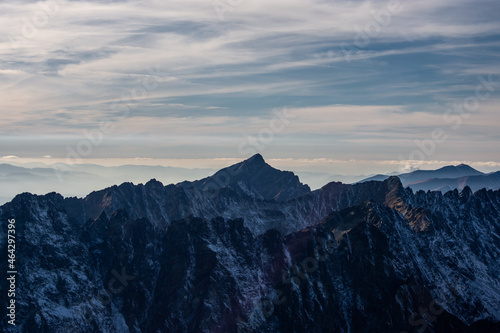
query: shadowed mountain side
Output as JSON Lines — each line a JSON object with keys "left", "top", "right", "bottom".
{"left": 178, "top": 154, "right": 311, "bottom": 202}
{"left": 61, "top": 162, "right": 498, "bottom": 238}
{"left": 1, "top": 176, "right": 500, "bottom": 332}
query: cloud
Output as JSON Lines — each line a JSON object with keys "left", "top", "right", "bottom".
{"left": 0, "top": 0, "right": 499, "bottom": 171}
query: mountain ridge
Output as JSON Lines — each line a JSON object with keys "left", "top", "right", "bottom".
{"left": 1, "top": 156, "right": 500, "bottom": 332}
{"left": 358, "top": 163, "right": 500, "bottom": 193}
{"left": 178, "top": 153, "right": 311, "bottom": 202}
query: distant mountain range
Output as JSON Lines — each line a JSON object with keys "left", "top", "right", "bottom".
{"left": 0, "top": 163, "right": 215, "bottom": 205}
{"left": 2, "top": 160, "right": 499, "bottom": 206}
{"left": 359, "top": 164, "right": 500, "bottom": 192}
{"left": 1, "top": 154, "right": 500, "bottom": 332}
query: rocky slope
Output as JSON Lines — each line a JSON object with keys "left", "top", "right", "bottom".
{"left": 178, "top": 153, "right": 311, "bottom": 202}
{"left": 1, "top": 155, "right": 500, "bottom": 332}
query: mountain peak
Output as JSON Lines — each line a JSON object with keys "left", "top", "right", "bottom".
{"left": 232, "top": 153, "right": 268, "bottom": 174}
{"left": 455, "top": 163, "right": 479, "bottom": 172}
{"left": 246, "top": 153, "right": 265, "bottom": 164}
{"left": 385, "top": 175, "right": 404, "bottom": 190}
{"left": 437, "top": 164, "right": 482, "bottom": 175}
{"left": 181, "top": 155, "right": 310, "bottom": 202}
{"left": 382, "top": 176, "right": 430, "bottom": 232}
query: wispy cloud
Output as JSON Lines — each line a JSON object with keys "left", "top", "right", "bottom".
{"left": 0, "top": 0, "right": 499, "bottom": 171}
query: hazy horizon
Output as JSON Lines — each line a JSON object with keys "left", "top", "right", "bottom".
{"left": 2, "top": 1, "right": 500, "bottom": 332}
{"left": 1, "top": 0, "right": 499, "bottom": 176}
{"left": 2, "top": 155, "right": 499, "bottom": 205}
{"left": 2, "top": 155, "right": 500, "bottom": 175}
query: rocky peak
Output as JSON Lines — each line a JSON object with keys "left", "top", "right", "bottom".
{"left": 242, "top": 152, "right": 265, "bottom": 165}
{"left": 379, "top": 177, "right": 430, "bottom": 232}
{"left": 460, "top": 185, "right": 473, "bottom": 201}
{"left": 180, "top": 154, "right": 311, "bottom": 202}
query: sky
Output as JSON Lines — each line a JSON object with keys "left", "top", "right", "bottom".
{"left": 1, "top": 0, "right": 500, "bottom": 175}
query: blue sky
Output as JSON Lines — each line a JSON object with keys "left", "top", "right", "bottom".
{"left": 1, "top": 0, "right": 499, "bottom": 175}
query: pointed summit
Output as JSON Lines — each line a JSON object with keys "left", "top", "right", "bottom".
{"left": 230, "top": 153, "right": 270, "bottom": 178}
{"left": 246, "top": 153, "right": 265, "bottom": 164}
{"left": 180, "top": 154, "right": 310, "bottom": 202}
{"left": 381, "top": 176, "right": 430, "bottom": 232}
{"left": 385, "top": 176, "right": 404, "bottom": 191}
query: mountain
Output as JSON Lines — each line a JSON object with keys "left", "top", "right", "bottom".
{"left": 178, "top": 154, "right": 311, "bottom": 202}
{"left": 404, "top": 164, "right": 484, "bottom": 181}
{"left": 405, "top": 171, "right": 500, "bottom": 193}
{"left": 360, "top": 164, "right": 484, "bottom": 183}
{"left": 358, "top": 164, "right": 499, "bottom": 192}
{"left": 0, "top": 163, "right": 214, "bottom": 205}
{"left": 1, "top": 156, "right": 500, "bottom": 332}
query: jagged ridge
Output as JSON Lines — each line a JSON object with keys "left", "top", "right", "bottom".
{"left": 1, "top": 156, "right": 500, "bottom": 332}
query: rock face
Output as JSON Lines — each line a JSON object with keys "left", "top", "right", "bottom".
{"left": 1, "top": 156, "right": 500, "bottom": 332}
{"left": 178, "top": 153, "right": 311, "bottom": 202}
